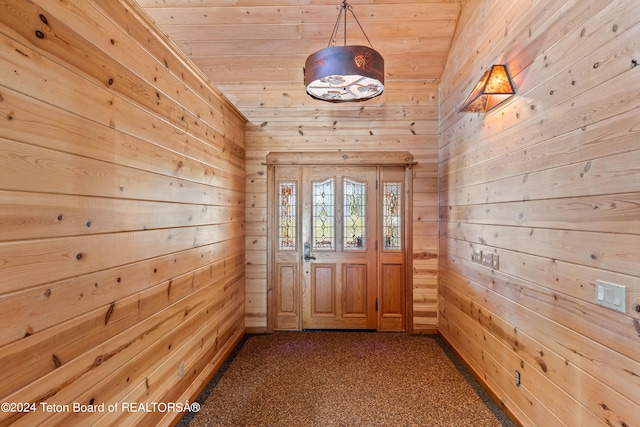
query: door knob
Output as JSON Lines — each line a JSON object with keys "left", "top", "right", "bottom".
{"left": 304, "top": 242, "right": 316, "bottom": 262}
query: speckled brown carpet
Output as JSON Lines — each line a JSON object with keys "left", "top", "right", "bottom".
{"left": 178, "top": 332, "right": 514, "bottom": 427}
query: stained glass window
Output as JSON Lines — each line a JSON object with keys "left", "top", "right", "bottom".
{"left": 383, "top": 182, "right": 401, "bottom": 250}
{"left": 344, "top": 178, "right": 366, "bottom": 250}
{"left": 312, "top": 178, "right": 335, "bottom": 249}
{"left": 278, "top": 182, "right": 296, "bottom": 250}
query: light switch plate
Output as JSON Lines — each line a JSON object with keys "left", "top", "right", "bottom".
{"left": 481, "top": 252, "right": 493, "bottom": 267}
{"left": 595, "top": 280, "right": 626, "bottom": 313}
{"left": 492, "top": 254, "right": 499, "bottom": 270}
{"left": 472, "top": 250, "right": 482, "bottom": 263}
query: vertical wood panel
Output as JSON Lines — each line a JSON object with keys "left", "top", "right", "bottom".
{"left": 378, "top": 262, "right": 405, "bottom": 331}
{"left": 380, "top": 264, "right": 403, "bottom": 316}
{"left": 343, "top": 264, "right": 368, "bottom": 317}
{"left": 274, "top": 263, "right": 300, "bottom": 330}
{"left": 277, "top": 264, "right": 297, "bottom": 314}
{"left": 311, "top": 264, "right": 336, "bottom": 316}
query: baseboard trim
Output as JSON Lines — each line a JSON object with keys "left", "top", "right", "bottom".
{"left": 410, "top": 325, "right": 438, "bottom": 334}
{"left": 169, "top": 327, "right": 246, "bottom": 426}
{"left": 245, "top": 326, "right": 268, "bottom": 334}
{"left": 437, "top": 331, "right": 523, "bottom": 427}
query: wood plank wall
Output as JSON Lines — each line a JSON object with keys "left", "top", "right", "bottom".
{"left": 439, "top": 0, "right": 640, "bottom": 425}
{"left": 0, "top": 1, "right": 246, "bottom": 425}
{"left": 233, "top": 80, "right": 441, "bottom": 333}
{"left": 135, "top": 0, "right": 461, "bottom": 333}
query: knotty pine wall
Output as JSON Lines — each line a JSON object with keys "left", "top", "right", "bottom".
{"left": 0, "top": 1, "right": 246, "bottom": 425}
{"left": 439, "top": 0, "right": 640, "bottom": 425}
{"left": 235, "top": 81, "right": 441, "bottom": 333}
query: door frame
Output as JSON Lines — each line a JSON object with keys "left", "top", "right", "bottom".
{"left": 265, "top": 151, "right": 415, "bottom": 333}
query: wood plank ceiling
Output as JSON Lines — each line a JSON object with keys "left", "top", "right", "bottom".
{"left": 135, "top": 0, "right": 461, "bottom": 121}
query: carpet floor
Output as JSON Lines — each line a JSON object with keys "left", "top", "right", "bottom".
{"left": 178, "top": 331, "right": 514, "bottom": 427}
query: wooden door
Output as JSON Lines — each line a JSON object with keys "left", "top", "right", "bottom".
{"left": 301, "top": 166, "right": 378, "bottom": 329}
{"left": 270, "top": 156, "right": 409, "bottom": 332}
{"left": 377, "top": 167, "right": 406, "bottom": 331}
{"left": 272, "top": 166, "right": 302, "bottom": 330}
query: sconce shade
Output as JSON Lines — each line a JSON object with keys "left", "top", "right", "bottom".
{"left": 460, "top": 64, "right": 516, "bottom": 112}
{"left": 304, "top": 45, "right": 385, "bottom": 102}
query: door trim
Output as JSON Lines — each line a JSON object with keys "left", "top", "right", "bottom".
{"left": 265, "top": 151, "right": 414, "bottom": 167}
{"left": 266, "top": 151, "right": 414, "bottom": 333}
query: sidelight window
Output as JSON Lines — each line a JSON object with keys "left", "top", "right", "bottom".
{"left": 383, "top": 182, "right": 401, "bottom": 250}
{"left": 278, "top": 182, "right": 296, "bottom": 250}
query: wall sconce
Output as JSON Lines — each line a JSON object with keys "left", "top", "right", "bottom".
{"left": 460, "top": 64, "right": 516, "bottom": 112}
{"left": 304, "top": 1, "right": 384, "bottom": 102}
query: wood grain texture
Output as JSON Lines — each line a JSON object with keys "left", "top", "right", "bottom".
{"left": 0, "top": 0, "right": 246, "bottom": 425}
{"left": 439, "top": 0, "right": 640, "bottom": 425}
{"left": 246, "top": 97, "right": 440, "bottom": 332}
{"left": 2, "top": 0, "right": 636, "bottom": 424}
{"left": 136, "top": 0, "right": 456, "bottom": 333}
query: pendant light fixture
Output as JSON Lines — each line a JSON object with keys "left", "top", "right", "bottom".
{"left": 460, "top": 64, "right": 516, "bottom": 112}
{"left": 304, "top": 1, "right": 384, "bottom": 102}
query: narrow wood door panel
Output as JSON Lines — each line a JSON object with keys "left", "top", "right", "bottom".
{"left": 273, "top": 166, "right": 301, "bottom": 330}
{"left": 378, "top": 265, "right": 405, "bottom": 330}
{"left": 310, "top": 264, "right": 336, "bottom": 316}
{"left": 378, "top": 167, "right": 407, "bottom": 332}
{"left": 274, "top": 263, "right": 298, "bottom": 330}
{"left": 277, "top": 264, "right": 296, "bottom": 313}
{"left": 380, "top": 264, "right": 403, "bottom": 315}
{"left": 343, "top": 264, "right": 368, "bottom": 317}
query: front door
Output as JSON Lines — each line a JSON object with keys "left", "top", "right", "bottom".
{"left": 271, "top": 162, "right": 407, "bottom": 331}
{"left": 301, "top": 166, "right": 377, "bottom": 329}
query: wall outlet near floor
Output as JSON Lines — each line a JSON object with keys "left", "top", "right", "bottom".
{"left": 595, "top": 280, "right": 626, "bottom": 313}
{"left": 515, "top": 370, "right": 521, "bottom": 387}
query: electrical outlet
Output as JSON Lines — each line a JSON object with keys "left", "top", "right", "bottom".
{"left": 178, "top": 361, "right": 185, "bottom": 380}
{"left": 492, "top": 254, "right": 499, "bottom": 270}
{"left": 472, "top": 250, "right": 482, "bottom": 263}
{"left": 481, "top": 251, "right": 493, "bottom": 267}
{"left": 515, "top": 370, "right": 521, "bottom": 387}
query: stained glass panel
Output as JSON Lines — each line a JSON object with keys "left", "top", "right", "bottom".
{"left": 278, "top": 182, "right": 296, "bottom": 250}
{"left": 344, "top": 178, "right": 366, "bottom": 250}
{"left": 312, "top": 178, "right": 335, "bottom": 249}
{"left": 383, "top": 182, "right": 401, "bottom": 250}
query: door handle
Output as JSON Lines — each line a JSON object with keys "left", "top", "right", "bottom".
{"left": 304, "top": 242, "right": 316, "bottom": 262}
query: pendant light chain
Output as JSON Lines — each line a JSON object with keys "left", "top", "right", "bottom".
{"left": 347, "top": 4, "right": 375, "bottom": 48}
{"left": 343, "top": 2, "right": 347, "bottom": 46}
{"left": 327, "top": 1, "right": 375, "bottom": 49}
{"left": 327, "top": 3, "right": 345, "bottom": 47}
